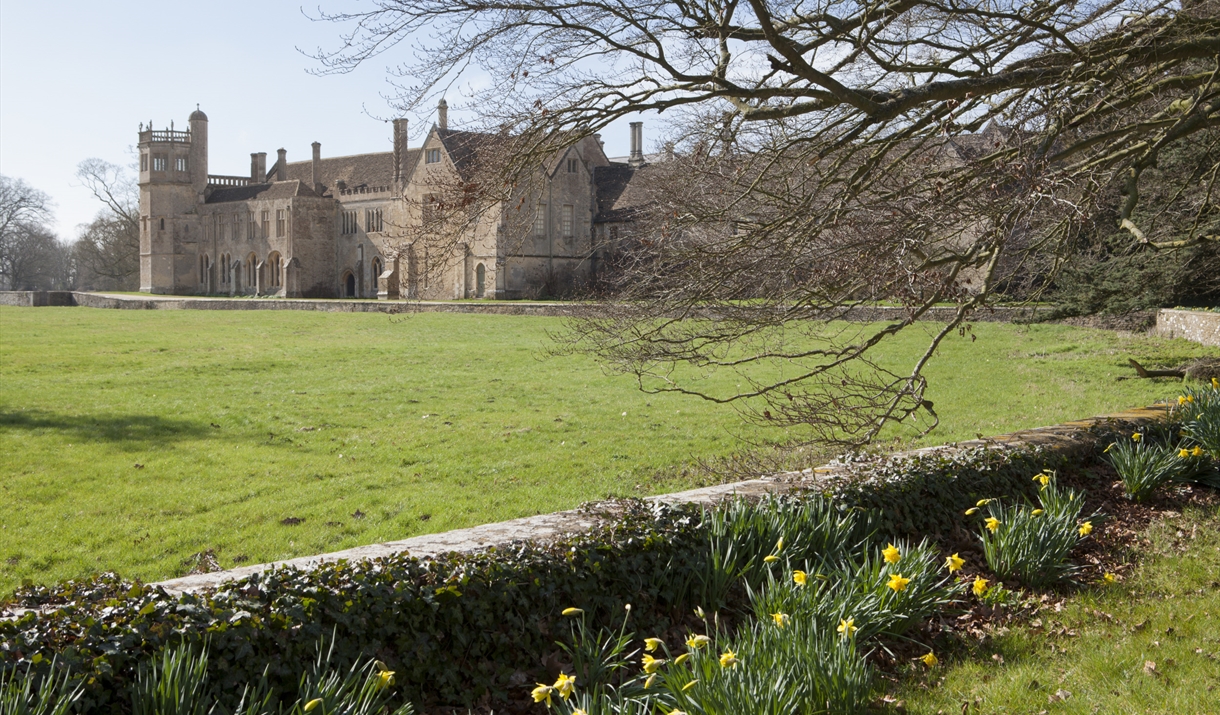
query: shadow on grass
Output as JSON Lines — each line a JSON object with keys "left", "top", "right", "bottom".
{"left": 0, "top": 409, "right": 211, "bottom": 447}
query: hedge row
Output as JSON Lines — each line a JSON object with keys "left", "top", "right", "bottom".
{"left": 0, "top": 440, "right": 1088, "bottom": 713}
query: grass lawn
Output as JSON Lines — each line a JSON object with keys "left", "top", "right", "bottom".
{"left": 0, "top": 306, "right": 1215, "bottom": 593}
{"left": 895, "top": 504, "right": 1220, "bottom": 714}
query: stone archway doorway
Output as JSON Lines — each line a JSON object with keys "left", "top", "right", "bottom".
{"left": 344, "top": 272, "right": 356, "bottom": 297}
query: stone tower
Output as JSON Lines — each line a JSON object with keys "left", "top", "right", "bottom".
{"left": 137, "top": 107, "right": 207, "bottom": 293}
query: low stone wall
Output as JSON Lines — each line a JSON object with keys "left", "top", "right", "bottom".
{"left": 0, "top": 292, "right": 1159, "bottom": 328}
{"left": 1156, "top": 308, "right": 1220, "bottom": 347}
{"left": 152, "top": 404, "right": 1165, "bottom": 595}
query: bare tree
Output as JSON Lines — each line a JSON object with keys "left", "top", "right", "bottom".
{"left": 312, "top": 0, "right": 1220, "bottom": 444}
{"left": 0, "top": 175, "right": 59, "bottom": 290}
{"left": 73, "top": 159, "right": 140, "bottom": 289}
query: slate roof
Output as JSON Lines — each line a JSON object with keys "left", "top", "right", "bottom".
{"left": 436, "top": 129, "right": 499, "bottom": 182}
{"left": 205, "top": 180, "right": 321, "bottom": 204}
{"left": 279, "top": 150, "right": 412, "bottom": 192}
{"left": 593, "top": 163, "right": 652, "bottom": 223}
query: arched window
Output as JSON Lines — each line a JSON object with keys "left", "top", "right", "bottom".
{"left": 246, "top": 253, "right": 257, "bottom": 286}
{"left": 267, "top": 252, "right": 282, "bottom": 288}
{"left": 476, "top": 263, "right": 486, "bottom": 298}
{"left": 199, "top": 254, "right": 210, "bottom": 286}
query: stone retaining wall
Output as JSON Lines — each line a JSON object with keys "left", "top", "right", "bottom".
{"left": 152, "top": 404, "right": 1166, "bottom": 595}
{"left": 0, "top": 291, "right": 1158, "bottom": 329}
{"left": 1156, "top": 308, "right": 1220, "bottom": 347}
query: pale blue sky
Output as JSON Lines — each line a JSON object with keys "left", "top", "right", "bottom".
{"left": 0, "top": 1, "right": 644, "bottom": 237}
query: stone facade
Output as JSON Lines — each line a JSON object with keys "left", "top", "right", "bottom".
{"left": 1156, "top": 308, "right": 1220, "bottom": 347}
{"left": 137, "top": 104, "right": 644, "bottom": 299}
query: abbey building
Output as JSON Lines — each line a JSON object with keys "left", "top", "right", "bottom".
{"left": 137, "top": 104, "right": 649, "bottom": 299}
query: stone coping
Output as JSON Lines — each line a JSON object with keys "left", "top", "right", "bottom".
{"left": 149, "top": 404, "right": 1167, "bottom": 596}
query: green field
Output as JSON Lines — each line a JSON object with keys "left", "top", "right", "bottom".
{"left": 0, "top": 306, "right": 1214, "bottom": 593}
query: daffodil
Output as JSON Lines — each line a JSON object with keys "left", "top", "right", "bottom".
{"left": 774, "top": 536, "right": 784, "bottom": 552}
{"left": 682, "top": 680, "right": 698, "bottom": 691}
{"left": 1132, "top": 432, "right": 1142, "bottom": 442}
{"left": 1180, "top": 448, "right": 1191, "bottom": 457}
{"left": 887, "top": 574, "right": 911, "bottom": 592}
{"left": 771, "top": 612, "right": 789, "bottom": 628}
{"left": 763, "top": 554, "right": 780, "bottom": 563}
{"left": 1035, "top": 473, "right": 1050, "bottom": 487}
{"left": 644, "top": 637, "right": 664, "bottom": 652}
{"left": 793, "top": 570, "right": 808, "bottom": 586}
{"left": 532, "top": 684, "right": 554, "bottom": 706}
{"left": 304, "top": 699, "right": 323, "bottom": 713}
{"left": 972, "top": 577, "right": 989, "bottom": 597}
{"left": 837, "top": 617, "right": 857, "bottom": 638}
{"left": 1079, "top": 521, "right": 1093, "bottom": 536}
{"left": 1031, "top": 509, "right": 1044, "bottom": 516}
{"left": 1187, "top": 395, "right": 1195, "bottom": 403}
{"left": 719, "top": 650, "right": 739, "bottom": 668}
{"left": 1213, "top": 377, "right": 1219, "bottom": 389}
{"left": 376, "top": 669, "right": 395, "bottom": 689}
{"left": 642, "top": 654, "right": 665, "bottom": 674}
{"left": 573, "top": 710, "right": 589, "bottom": 715}
{"left": 1193, "top": 446, "right": 1205, "bottom": 457}
{"left": 882, "top": 543, "right": 901, "bottom": 564}
{"left": 553, "top": 672, "right": 575, "bottom": 700}
{"left": 562, "top": 607, "right": 584, "bottom": 617}
{"left": 921, "top": 652, "right": 938, "bottom": 667}
{"left": 976, "top": 498, "right": 992, "bottom": 506}
{"left": 644, "top": 673, "right": 657, "bottom": 689}
{"left": 985, "top": 517, "right": 1001, "bottom": 532}
{"left": 686, "top": 634, "right": 711, "bottom": 650}
{"left": 674, "top": 653, "right": 690, "bottom": 665}
{"left": 964, "top": 507, "right": 979, "bottom": 516}
{"left": 1179, "top": 395, "right": 1189, "bottom": 406}
{"left": 1103, "top": 573, "right": 1117, "bottom": 584}
{"left": 694, "top": 606, "right": 705, "bottom": 618}
{"left": 945, "top": 553, "right": 965, "bottom": 573}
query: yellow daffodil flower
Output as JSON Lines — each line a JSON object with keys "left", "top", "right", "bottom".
{"left": 882, "top": 543, "right": 901, "bottom": 564}
{"left": 1079, "top": 521, "right": 1093, "bottom": 536}
{"left": 1179, "top": 395, "right": 1189, "bottom": 405}
{"left": 694, "top": 606, "right": 705, "bottom": 618}
{"left": 921, "top": 652, "right": 938, "bottom": 667}
{"left": 1036, "top": 474, "right": 1050, "bottom": 487}
{"left": 304, "top": 699, "right": 323, "bottom": 713}
{"left": 644, "top": 673, "right": 657, "bottom": 689}
{"left": 976, "top": 498, "right": 991, "bottom": 506}
{"left": 1213, "top": 377, "right": 1219, "bottom": 389}
{"left": 973, "top": 577, "right": 989, "bottom": 597}
{"left": 1187, "top": 395, "right": 1195, "bottom": 403}
{"left": 793, "top": 570, "right": 808, "bottom": 586}
{"left": 573, "top": 710, "right": 589, "bottom": 715}
{"left": 682, "top": 680, "right": 698, "bottom": 691}
{"left": 562, "top": 607, "right": 584, "bottom": 617}
{"left": 674, "top": 653, "right": 690, "bottom": 665}
{"left": 376, "top": 670, "right": 395, "bottom": 689}
{"left": 686, "top": 634, "right": 711, "bottom": 650}
{"left": 985, "top": 517, "right": 1001, "bottom": 532}
{"left": 775, "top": 536, "right": 784, "bottom": 552}
{"left": 719, "top": 650, "right": 739, "bottom": 668}
{"left": 553, "top": 672, "right": 575, "bottom": 700}
{"left": 771, "top": 612, "right": 789, "bottom": 628}
{"left": 1180, "top": 448, "right": 1191, "bottom": 457}
{"left": 945, "top": 553, "right": 965, "bottom": 573}
{"left": 1193, "top": 446, "right": 1205, "bottom": 457}
{"left": 642, "top": 654, "right": 665, "bottom": 674}
{"left": 763, "top": 554, "right": 780, "bottom": 563}
{"left": 644, "top": 638, "right": 664, "bottom": 653}
{"left": 837, "top": 617, "right": 857, "bottom": 638}
{"left": 887, "top": 574, "right": 911, "bottom": 592}
{"left": 1103, "top": 573, "right": 1117, "bottom": 584}
{"left": 964, "top": 507, "right": 979, "bottom": 516}
{"left": 1132, "top": 432, "right": 1142, "bottom": 442}
{"left": 531, "top": 684, "right": 554, "bottom": 706}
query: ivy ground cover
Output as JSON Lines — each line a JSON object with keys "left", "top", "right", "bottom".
{"left": 1, "top": 306, "right": 1214, "bottom": 592}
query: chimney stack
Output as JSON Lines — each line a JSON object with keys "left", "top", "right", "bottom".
{"left": 437, "top": 98, "right": 448, "bottom": 130}
{"left": 628, "top": 122, "right": 644, "bottom": 167}
{"left": 276, "top": 148, "right": 287, "bottom": 181}
{"left": 250, "top": 152, "right": 267, "bottom": 183}
{"left": 393, "top": 119, "right": 409, "bottom": 182}
{"left": 311, "top": 142, "right": 322, "bottom": 192}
